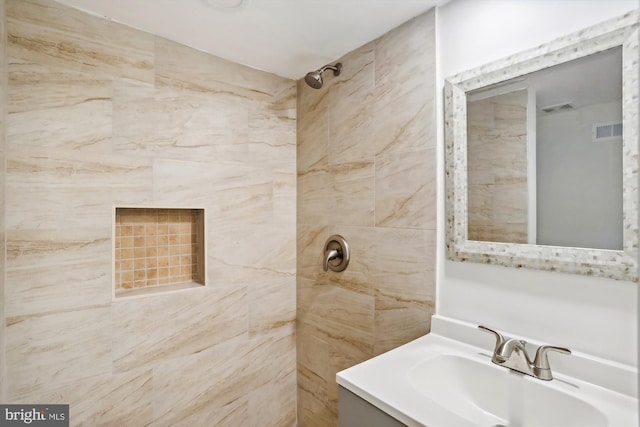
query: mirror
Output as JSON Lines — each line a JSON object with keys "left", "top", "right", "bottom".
{"left": 445, "top": 11, "right": 639, "bottom": 281}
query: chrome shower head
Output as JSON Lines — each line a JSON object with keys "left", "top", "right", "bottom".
{"left": 304, "top": 63, "right": 342, "bottom": 89}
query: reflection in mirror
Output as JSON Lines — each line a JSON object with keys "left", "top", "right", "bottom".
{"left": 466, "top": 48, "right": 623, "bottom": 250}
{"left": 444, "top": 10, "right": 638, "bottom": 281}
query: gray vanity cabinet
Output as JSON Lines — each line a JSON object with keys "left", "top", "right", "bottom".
{"left": 338, "top": 386, "right": 408, "bottom": 427}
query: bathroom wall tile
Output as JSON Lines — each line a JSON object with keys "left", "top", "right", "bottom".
{"left": 152, "top": 336, "right": 252, "bottom": 427}
{"left": 297, "top": 92, "right": 328, "bottom": 173}
{"left": 112, "top": 286, "right": 248, "bottom": 372}
{"left": 328, "top": 161, "right": 375, "bottom": 227}
{"left": 296, "top": 224, "right": 329, "bottom": 281}
{"left": 208, "top": 222, "right": 295, "bottom": 287}
{"left": 113, "top": 81, "right": 250, "bottom": 163}
{"left": 153, "top": 158, "right": 273, "bottom": 225}
{"left": 374, "top": 11, "right": 435, "bottom": 87}
{"left": 247, "top": 330, "right": 297, "bottom": 393}
{"left": 0, "top": 0, "right": 6, "bottom": 402}
{"left": 155, "top": 37, "right": 284, "bottom": 102}
{"left": 373, "top": 228, "right": 435, "bottom": 353}
{"left": 153, "top": 331, "right": 295, "bottom": 427}
{"left": 301, "top": 285, "right": 374, "bottom": 360}
{"left": 297, "top": 322, "right": 331, "bottom": 384}
{"left": 374, "top": 298, "right": 433, "bottom": 355}
{"left": 6, "top": 0, "right": 154, "bottom": 83}
{"left": 7, "top": 57, "right": 113, "bottom": 153}
{"left": 328, "top": 45, "right": 376, "bottom": 165}
{"left": 326, "top": 225, "right": 377, "bottom": 296}
{"left": 6, "top": 305, "right": 112, "bottom": 397}
{"left": 5, "top": 185, "right": 151, "bottom": 230}
{"left": 10, "top": 369, "right": 154, "bottom": 427}
{"left": 6, "top": 227, "right": 110, "bottom": 270}
{"left": 248, "top": 370, "right": 297, "bottom": 427}
{"left": 274, "top": 169, "right": 297, "bottom": 224}
{"left": 6, "top": 258, "right": 111, "bottom": 318}
{"left": 297, "top": 168, "right": 331, "bottom": 226}
{"left": 374, "top": 11, "right": 436, "bottom": 155}
{"left": 8, "top": 98, "right": 111, "bottom": 151}
{"left": 7, "top": 146, "right": 153, "bottom": 188}
{"left": 297, "top": 322, "right": 334, "bottom": 426}
{"left": 375, "top": 148, "right": 437, "bottom": 229}
{"left": 248, "top": 82, "right": 297, "bottom": 170}
{"left": 8, "top": 57, "right": 112, "bottom": 114}
{"left": 248, "top": 274, "right": 296, "bottom": 336}
{"left": 374, "top": 228, "right": 436, "bottom": 302}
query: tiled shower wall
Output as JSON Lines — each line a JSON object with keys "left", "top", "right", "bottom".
{"left": 296, "top": 11, "right": 437, "bottom": 426}
{"left": 0, "top": 0, "right": 5, "bottom": 402}
{"left": 3, "top": 0, "right": 296, "bottom": 425}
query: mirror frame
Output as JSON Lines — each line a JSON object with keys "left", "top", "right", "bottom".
{"left": 445, "top": 11, "right": 639, "bottom": 282}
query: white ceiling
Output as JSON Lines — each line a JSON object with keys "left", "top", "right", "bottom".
{"left": 55, "top": 0, "right": 448, "bottom": 80}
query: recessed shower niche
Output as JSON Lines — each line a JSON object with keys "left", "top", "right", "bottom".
{"left": 114, "top": 207, "right": 206, "bottom": 297}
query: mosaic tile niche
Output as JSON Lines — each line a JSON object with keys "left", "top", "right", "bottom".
{"left": 114, "top": 208, "right": 205, "bottom": 297}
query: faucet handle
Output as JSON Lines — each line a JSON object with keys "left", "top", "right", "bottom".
{"left": 478, "top": 325, "right": 505, "bottom": 353}
{"left": 533, "top": 345, "right": 571, "bottom": 380}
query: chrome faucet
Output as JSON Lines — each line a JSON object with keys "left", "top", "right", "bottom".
{"left": 479, "top": 325, "right": 571, "bottom": 381}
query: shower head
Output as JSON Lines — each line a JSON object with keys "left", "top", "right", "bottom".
{"left": 304, "top": 63, "right": 342, "bottom": 89}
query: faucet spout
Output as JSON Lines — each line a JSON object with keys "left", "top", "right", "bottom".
{"left": 478, "top": 325, "right": 570, "bottom": 381}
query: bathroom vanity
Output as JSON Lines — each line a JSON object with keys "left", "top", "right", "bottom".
{"left": 336, "top": 315, "right": 638, "bottom": 427}
{"left": 339, "top": 387, "right": 407, "bottom": 427}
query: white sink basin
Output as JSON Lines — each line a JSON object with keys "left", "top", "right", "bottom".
{"left": 337, "top": 330, "right": 638, "bottom": 427}
{"left": 409, "top": 354, "right": 607, "bottom": 427}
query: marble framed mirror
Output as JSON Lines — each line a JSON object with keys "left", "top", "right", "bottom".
{"left": 444, "top": 11, "right": 639, "bottom": 281}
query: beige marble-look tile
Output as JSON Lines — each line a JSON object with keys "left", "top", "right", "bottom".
{"left": 297, "top": 322, "right": 330, "bottom": 385}
{"left": 6, "top": 227, "right": 110, "bottom": 269}
{"left": 6, "top": 258, "right": 111, "bottom": 318}
{"left": 152, "top": 336, "right": 251, "bottom": 427}
{"left": 10, "top": 369, "right": 154, "bottom": 427}
{"left": 248, "top": 370, "right": 297, "bottom": 427}
{"left": 7, "top": 146, "right": 153, "bottom": 187}
{"left": 328, "top": 45, "right": 376, "bottom": 165}
{"left": 155, "top": 37, "right": 284, "bottom": 102}
{"left": 373, "top": 227, "right": 435, "bottom": 354}
{"left": 375, "top": 148, "right": 436, "bottom": 229}
{"left": 374, "top": 11, "right": 436, "bottom": 156}
{"left": 301, "top": 285, "right": 374, "bottom": 360}
{"left": 153, "top": 158, "right": 273, "bottom": 224}
{"left": 7, "top": 0, "right": 154, "bottom": 83}
{"left": 7, "top": 56, "right": 113, "bottom": 153}
{"left": 329, "top": 161, "right": 375, "bottom": 227}
{"left": 297, "top": 93, "right": 328, "bottom": 174}
{"left": 297, "top": 168, "right": 331, "bottom": 226}
{"left": 5, "top": 184, "right": 151, "bottom": 230}
{"left": 113, "top": 81, "right": 251, "bottom": 163}
{"left": 248, "top": 82, "right": 297, "bottom": 170}
{"left": 0, "top": 0, "right": 5, "bottom": 404}
{"left": 6, "top": 305, "right": 112, "bottom": 397}
{"left": 296, "top": 224, "right": 329, "bottom": 281}
{"left": 374, "top": 298, "right": 433, "bottom": 356}
{"left": 112, "top": 286, "right": 248, "bottom": 372}
{"left": 8, "top": 98, "right": 111, "bottom": 152}
{"left": 374, "top": 227, "right": 436, "bottom": 304}
{"left": 249, "top": 275, "right": 296, "bottom": 336}
{"left": 8, "top": 57, "right": 112, "bottom": 114}
{"left": 207, "top": 222, "right": 295, "bottom": 287}
{"left": 274, "top": 169, "right": 296, "bottom": 225}
{"left": 374, "top": 11, "right": 435, "bottom": 88}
